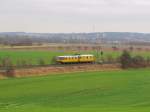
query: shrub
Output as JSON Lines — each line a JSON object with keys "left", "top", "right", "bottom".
{"left": 120, "top": 50, "right": 132, "bottom": 69}
{"left": 1, "top": 57, "right": 15, "bottom": 77}
{"left": 5, "top": 66, "right": 15, "bottom": 77}
{"left": 106, "top": 55, "right": 114, "bottom": 63}
{"left": 146, "top": 57, "right": 150, "bottom": 65}
{"left": 131, "top": 56, "right": 145, "bottom": 68}
{"left": 37, "top": 58, "right": 45, "bottom": 66}
{"left": 1, "top": 57, "right": 13, "bottom": 68}
{"left": 51, "top": 56, "right": 58, "bottom": 64}
{"left": 19, "top": 60, "right": 29, "bottom": 67}
{"left": 120, "top": 51, "right": 147, "bottom": 69}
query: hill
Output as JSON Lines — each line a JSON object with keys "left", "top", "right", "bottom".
{"left": 0, "top": 32, "right": 150, "bottom": 45}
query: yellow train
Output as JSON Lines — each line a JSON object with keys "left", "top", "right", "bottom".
{"left": 55, "top": 54, "right": 95, "bottom": 64}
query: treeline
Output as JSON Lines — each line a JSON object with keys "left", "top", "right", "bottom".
{"left": 0, "top": 33, "right": 98, "bottom": 46}
{"left": 1, "top": 32, "right": 150, "bottom": 46}
{"left": 0, "top": 36, "right": 33, "bottom": 46}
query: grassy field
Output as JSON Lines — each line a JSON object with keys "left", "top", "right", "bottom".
{"left": 0, "top": 50, "right": 120, "bottom": 65}
{"left": 0, "top": 50, "right": 67, "bottom": 65}
{"left": 0, "top": 50, "right": 150, "bottom": 66}
{"left": 0, "top": 69, "right": 150, "bottom": 112}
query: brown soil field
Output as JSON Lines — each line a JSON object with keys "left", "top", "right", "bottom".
{"left": 1, "top": 43, "right": 150, "bottom": 52}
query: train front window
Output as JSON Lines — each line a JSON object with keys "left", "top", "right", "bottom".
{"left": 58, "top": 57, "right": 64, "bottom": 60}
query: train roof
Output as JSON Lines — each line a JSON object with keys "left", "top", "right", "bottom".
{"left": 57, "top": 54, "right": 94, "bottom": 58}
{"left": 57, "top": 55, "right": 79, "bottom": 58}
{"left": 80, "top": 54, "right": 94, "bottom": 56}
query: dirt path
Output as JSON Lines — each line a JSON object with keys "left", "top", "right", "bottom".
{"left": 13, "top": 64, "right": 121, "bottom": 78}
{"left": 0, "top": 64, "right": 122, "bottom": 79}
{"left": 0, "top": 74, "right": 5, "bottom": 79}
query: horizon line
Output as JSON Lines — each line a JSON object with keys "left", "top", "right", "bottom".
{"left": 0, "top": 31, "right": 150, "bottom": 34}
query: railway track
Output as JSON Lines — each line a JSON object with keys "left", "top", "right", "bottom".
{"left": 0, "top": 63, "right": 97, "bottom": 70}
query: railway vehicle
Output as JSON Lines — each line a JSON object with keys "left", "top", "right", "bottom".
{"left": 55, "top": 54, "right": 95, "bottom": 64}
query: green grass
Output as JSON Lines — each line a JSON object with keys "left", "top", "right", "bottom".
{"left": 1, "top": 69, "right": 150, "bottom": 111}
{"left": 0, "top": 50, "right": 66, "bottom": 65}
{"left": 0, "top": 50, "right": 119, "bottom": 65}
{"left": 0, "top": 50, "right": 150, "bottom": 66}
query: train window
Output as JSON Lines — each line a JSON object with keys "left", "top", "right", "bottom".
{"left": 59, "top": 57, "right": 64, "bottom": 60}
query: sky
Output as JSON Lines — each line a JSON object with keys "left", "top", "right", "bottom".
{"left": 0, "top": 0, "right": 150, "bottom": 33}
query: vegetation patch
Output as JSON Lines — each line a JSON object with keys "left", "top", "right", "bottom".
{"left": 0, "top": 50, "right": 150, "bottom": 66}
{"left": 120, "top": 50, "right": 150, "bottom": 69}
{"left": 0, "top": 70, "right": 150, "bottom": 112}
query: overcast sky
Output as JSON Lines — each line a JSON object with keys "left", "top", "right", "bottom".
{"left": 0, "top": 0, "right": 150, "bottom": 33}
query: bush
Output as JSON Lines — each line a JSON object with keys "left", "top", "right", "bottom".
{"left": 120, "top": 50, "right": 132, "bottom": 69}
{"left": 16, "top": 59, "right": 32, "bottom": 67}
{"left": 1, "top": 57, "right": 13, "bottom": 68}
{"left": 146, "top": 57, "right": 150, "bottom": 65}
{"left": 37, "top": 58, "right": 45, "bottom": 66}
{"left": 5, "top": 66, "right": 15, "bottom": 77}
{"left": 51, "top": 56, "right": 57, "bottom": 64}
{"left": 1, "top": 57, "right": 15, "bottom": 77}
{"left": 131, "top": 56, "right": 145, "bottom": 68}
{"left": 106, "top": 55, "right": 114, "bottom": 63}
{"left": 120, "top": 51, "right": 147, "bottom": 69}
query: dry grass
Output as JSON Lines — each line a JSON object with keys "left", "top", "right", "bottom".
{"left": 13, "top": 64, "right": 121, "bottom": 78}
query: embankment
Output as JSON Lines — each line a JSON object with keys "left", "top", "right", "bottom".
{"left": 0, "top": 64, "right": 121, "bottom": 78}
